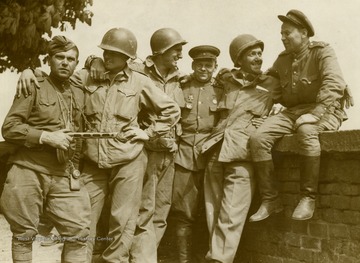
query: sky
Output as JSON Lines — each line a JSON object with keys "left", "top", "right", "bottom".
{"left": 0, "top": 0, "right": 359, "bottom": 139}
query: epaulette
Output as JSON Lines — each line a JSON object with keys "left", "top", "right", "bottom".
{"left": 309, "top": 41, "right": 329, "bottom": 48}
{"left": 128, "top": 61, "right": 147, "bottom": 77}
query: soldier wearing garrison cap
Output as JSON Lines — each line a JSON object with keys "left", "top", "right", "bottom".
{"left": 171, "top": 45, "right": 222, "bottom": 262}
{"left": 250, "top": 9, "right": 350, "bottom": 222}
{"left": 1, "top": 35, "right": 91, "bottom": 262}
{"left": 201, "top": 35, "right": 279, "bottom": 263}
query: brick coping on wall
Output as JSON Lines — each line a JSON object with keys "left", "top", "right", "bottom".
{"left": 274, "top": 129, "right": 360, "bottom": 153}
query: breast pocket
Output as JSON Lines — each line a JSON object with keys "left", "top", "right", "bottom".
{"left": 37, "top": 90, "right": 58, "bottom": 120}
{"left": 84, "top": 85, "right": 106, "bottom": 131}
{"left": 84, "top": 85, "right": 105, "bottom": 116}
{"left": 114, "top": 87, "right": 138, "bottom": 121}
{"left": 299, "top": 74, "right": 320, "bottom": 101}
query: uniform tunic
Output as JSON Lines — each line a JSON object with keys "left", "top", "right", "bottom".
{"left": 175, "top": 77, "right": 222, "bottom": 171}
{"left": 172, "top": 77, "right": 222, "bottom": 229}
{"left": 71, "top": 65, "right": 179, "bottom": 168}
{"left": 203, "top": 70, "right": 278, "bottom": 263}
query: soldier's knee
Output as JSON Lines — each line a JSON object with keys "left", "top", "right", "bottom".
{"left": 296, "top": 124, "right": 318, "bottom": 137}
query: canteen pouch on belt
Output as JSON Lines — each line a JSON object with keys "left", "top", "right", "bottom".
{"left": 68, "top": 160, "right": 81, "bottom": 191}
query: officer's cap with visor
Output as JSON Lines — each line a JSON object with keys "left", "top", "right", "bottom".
{"left": 278, "top": 9, "right": 315, "bottom": 37}
{"left": 188, "top": 45, "right": 220, "bottom": 61}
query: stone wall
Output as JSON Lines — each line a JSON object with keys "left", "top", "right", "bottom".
{"left": 159, "top": 130, "right": 360, "bottom": 263}
{"left": 236, "top": 130, "right": 360, "bottom": 263}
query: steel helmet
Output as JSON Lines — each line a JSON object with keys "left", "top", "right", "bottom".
{"left": 98, "top": 28, "right": 137, "bottom": 59}
{"left": 229, "top": 34, "right": 264, "bottom": 67}
{"left": 150, "top": 28, "right": 187, "bottom": 55}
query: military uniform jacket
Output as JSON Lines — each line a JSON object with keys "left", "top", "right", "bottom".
{"left": 71, "top": 65, "right": 180, "bottom": 169}
{"left": 175, "top": 77, "right": 223, "bottom": 171}
{"left": 202, "top": 70, "right": 278, "bottom": 162}
{"left": 270, "top": 41, "right": 346, "bottom": 120}
{"left": 130, "top": 57, "right": 185, "bottom": 151}
{"left": 2, "top": 76, "right": 84, "bottom": 176}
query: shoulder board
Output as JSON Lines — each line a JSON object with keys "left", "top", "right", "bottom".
{"left": 309, "top": 41, "right": 329, "bottom": 48}
{"left": 128, "top": 61, "right": 147, "bottom": 76}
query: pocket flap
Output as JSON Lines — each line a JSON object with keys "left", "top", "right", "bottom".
{"left": 117, "top": 87, "right": 137, "bottom": 97}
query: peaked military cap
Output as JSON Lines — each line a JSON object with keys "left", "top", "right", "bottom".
{"left": 188, "top": 45, "right": 220, "bottom": 60}
{"left": 278, "top": 9, "right": 315, "bottom": 37}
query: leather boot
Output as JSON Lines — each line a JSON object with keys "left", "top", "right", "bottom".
{"left": 292, "top": 155, "right": 320, "bottom": 220}
{"left": 249, "top": 198, "right": 283, "bottom": 222}
{"left": 176, "top": 227, "right": 192, "bottom": 263}
{"left": 249, "top": 160, "right": 283, "bottom": 222}
{"left": 12, "top": 238, "right": 33, "bottom": 263}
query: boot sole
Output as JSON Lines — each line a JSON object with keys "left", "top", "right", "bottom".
{"left": 291, "top": 214, "right": 313, "bottom": 220}
{"left": 249, "top": 206, "right": 284, "bottom": 222}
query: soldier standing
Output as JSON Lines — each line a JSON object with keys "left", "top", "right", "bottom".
{"left": 171, "top": 45, "right": 222, "bottom": 263}
{"left": 1, "top": 36, "right": 91, "bottom": 263}
{"left": 129, "top": 27, "right": 187, "bottom": 263}
{"left": 201, "top": 34, "right": 279, "bottom": 263}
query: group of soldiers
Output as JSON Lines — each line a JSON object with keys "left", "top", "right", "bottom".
{"left": 0, "top": 8, "right": 353, "bottom": 263}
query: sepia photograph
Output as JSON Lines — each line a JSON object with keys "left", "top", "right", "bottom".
{"left": 0, "top": 0, "right": 359, "bottom": 262}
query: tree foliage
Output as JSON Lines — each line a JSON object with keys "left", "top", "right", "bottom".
{"left": 0, "top": 0, "right": 93, "bottom": 73}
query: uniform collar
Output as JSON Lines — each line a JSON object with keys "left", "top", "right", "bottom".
{"left": 145, "top": 55, "right": 180, "bottom": 81}
{"left": 231, "top": 69, "right": 265, "bottom": 87}
{"left": 191, "top": 75, "right": 215, "bottom": 86}
{"left": 48, "top": 74, "right": 71, "bottom": 91}
{"left": 280, "top": 40, "right": 310, "bottom": 60}
{"left": 293, "top": 40, "right": 310, "bottom": 60}
{"left": 103, "top": 64, "right": 131, "bottom": 82}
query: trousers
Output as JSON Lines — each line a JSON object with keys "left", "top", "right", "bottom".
{"left": 250, "top": 109, "right": 341, "bottom": 162}
{"left": 82, "top": 150, "right": 147, "bottom": 263}
{"left": 1, "top": 164, "right": 91, "bottom": 263}
{"left": 204, "top": 147, "right": 255, "bottom": 263}
{"left": 130, "top": 150, "right": 175, "bottom": 263}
